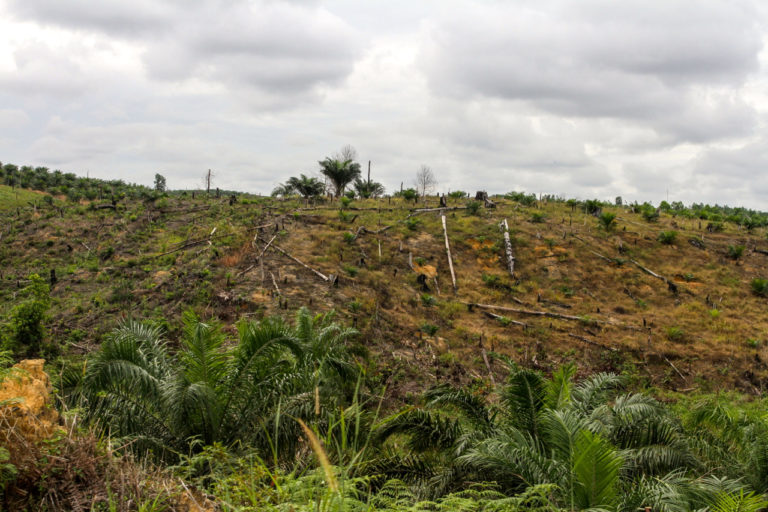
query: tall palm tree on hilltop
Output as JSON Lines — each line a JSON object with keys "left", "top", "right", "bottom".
{"left": 319, "top": 158, "right": 361, "bottom": 197}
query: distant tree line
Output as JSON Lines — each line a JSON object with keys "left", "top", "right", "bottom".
{"left": 504, "top": 191, "right": 768, "bottom": 231}
{"left": 0, "top": 161, "right": 152, "bottom": 202}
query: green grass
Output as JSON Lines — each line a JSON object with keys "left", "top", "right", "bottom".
{"left": 0, "top": 185, "right": 47, "bottom": 210}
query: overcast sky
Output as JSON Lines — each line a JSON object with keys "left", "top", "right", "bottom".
{"left": 1, "top": 0, "right": 767, "bottom": 207}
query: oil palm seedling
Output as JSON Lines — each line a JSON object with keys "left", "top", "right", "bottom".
{"left": 79, "top": 308, "right": 359, "bottom": 464}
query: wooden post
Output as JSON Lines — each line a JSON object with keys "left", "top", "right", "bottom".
{"left": 500, "top": 218, "right": 515, "bottom": 277}
{"left": 442, "top": 215, "right": 457, "bottom": 293}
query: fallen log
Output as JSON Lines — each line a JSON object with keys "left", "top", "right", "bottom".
{"left": 270, "top": 272, "right": 281, "bottom": 296}
{"left": 407, "top": 206, "right": 467, "bottom": 218}
{"left": 629, "top": 259, "right": 678, "bottom": 293}
{"left": 499, "top": 218, "right": 516, "bottom": 277}
{"left": 257, "top": 234, "right": 277, "bottom": 260}
{"left": 260, "top": 238, "right": 330, "bottom": 282}
{"left": 482, "top": 310, "right": 528, "bottom": 328}
{"left": 348, "top": 224, "right": 393, "bottom": 242}
{"left": 442, "top": 215, "right": 458, "bottom": 293}
{"left": 467, "top": 302, "right": 596, "bottom": 323}
{"left": 568, "top": 333, "right": 618, "bottom": 352}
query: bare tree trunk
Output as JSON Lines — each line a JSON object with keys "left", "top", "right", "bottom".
{"left": 442, "top": 215, "right": 457, "bottom": 293}
{"left": 500, "top": 218, "right": 515, "bottom": 277}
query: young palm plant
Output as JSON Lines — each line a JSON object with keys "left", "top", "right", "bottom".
{"left": 372, "top": 363, "right": 710, "bottom": 510}
{"left": 80, "top": 308, "right": 359, "bottom": 464}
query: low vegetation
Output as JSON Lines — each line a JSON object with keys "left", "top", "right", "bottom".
{"left": 6, "top": 159, "right": 768, "bottom": 508}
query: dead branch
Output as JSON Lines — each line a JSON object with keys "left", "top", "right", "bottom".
{"left": 468, "top": 302, "right": 592, "bottom": 323}
{"left": 257, "top": 234, "right": 278, "bottom": 260}
{"left": 407, "top": 206, "right": 467, "bottom": 218}
{"left": 270, "top": 272, "right": 281, "bottom": 296}
{"left": 629, "top": 259, "right": 678, "bottom": 293}
{"left": 664, "top": 356, "right": 687, "bottom": 382}
{"left": 259, "top": 237, "right": 329, "bottom": 282}
{"left": 482, "top": 310, "right": 528, "bottom": 328}
{"left": 568, "top": 333, "right": 618, "bottom": 352}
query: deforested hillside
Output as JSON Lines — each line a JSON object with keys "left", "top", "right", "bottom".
{"left": 3, "top": 184, "right": 768, "bottom": 395}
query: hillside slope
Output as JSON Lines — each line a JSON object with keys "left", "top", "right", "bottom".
{"left": 3, "top": 187, "right": 768, "bottom": 395}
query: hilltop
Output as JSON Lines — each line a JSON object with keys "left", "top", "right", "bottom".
{"left": 3, "top": 183, "right": 768, "bottom": 396}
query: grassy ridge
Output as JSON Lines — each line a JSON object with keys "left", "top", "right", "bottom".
{"left": 3, "top": 190, "right": 768, "bottom": 395}
{"left": 0, "top": 185, "right": 48, "bottom": 210}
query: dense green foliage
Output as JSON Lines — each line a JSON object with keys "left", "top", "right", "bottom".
{"left": 60, "top": 315, "right": 768, "bottom": 511}
{"left": 0, "top": 161, "right": 152, "bottom": 201}
{"left": 319, "top": 158, "right": 362, "bottom": 197}
{"left": 71, "top": 308, "right": 359, "bottom": 465}
{"left": 2, "top": 274, "right": 50, "bottom": 356}
{"left": 354, "top": 178, "right": 386, "bottom": 199}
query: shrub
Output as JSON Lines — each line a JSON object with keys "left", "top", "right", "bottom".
{"left": 448, "top": 191, "right": 467, "bottom": 199}
{"left": 666, "top": 326, "right": 685, "bottom": 342}
{"left": 751, "top": 278, "right": 768, "bottom": 297}
{"left": 641, "top": 206, "right": 660, "bottom": 222}
{"left": 405, "top": 218, "right": 420, "bottom": 231}
{"left": 339, "top": 196, "right": 352, "bottom": 209}
{"left": 420, "top": 323, "right": 439, "bottom": 336}
{"left": 530, "top": 212, "right": 546, "bottom": 223}
{"left": 342, "top": 232, "right": 355, "bottom": 244}
{"left": 482, "top": 273, "right": 505, "bottom": 289}
{"left": 583, "top": 199, "right": 602, "bottom": 215}
{"left": 420, "top": 294, "right": 437, "bottom": 307}
{"left": 506, "top": 191, "right": 537, "bottom": 206}
{"left": 466, "top": 200, "right": 482, "bottom": 215}
{"left": 342, "top": 265, "right": 359, "bottom": 277}
{"left": 99, "top": 245, "right": 115, "bottom": 261}
{"left": 658, "top": 231, "right": 678, "bottom": 245}
{"left": 3, "top": 274, "right": 50, "bottom": 355}
{"left": 727, "top": 245, "right": 745, "bottom": 260}
{"left": 598, "top": 212, "right": 617, "bottom": 231}
{"left": 707, "top": 222, "right": 724, "bottom": 232}
{"left": 397, "top": 188, "right": 418, "bottom": 201}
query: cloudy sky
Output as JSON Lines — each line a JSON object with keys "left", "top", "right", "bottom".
{"left": 1, "top": 0, "right": 767, "bottom": 207}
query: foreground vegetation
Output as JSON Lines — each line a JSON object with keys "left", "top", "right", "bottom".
{"left": 7, "top": 160, "right": 768, "bottom": 508}
{"left": 6, "top": 310, "right": 768, "bottom": 510}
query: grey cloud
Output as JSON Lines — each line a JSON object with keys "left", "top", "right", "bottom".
{"left": 7, "top": 0, "right": 365, "bottom": 105}
{"left": 142, "top": 2, "right": 363, "bottom": 99}
{"left": 0, "top": 42, "right": 92, "bottom": 99}
{"left": 422, "top": 0, "right": 763, "bottom": 143}
{"left": 7, "top": 0, "right": 175, "bottom": 35}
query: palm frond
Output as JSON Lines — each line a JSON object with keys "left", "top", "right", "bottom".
{"left": 423, "top": 384, "right": 493, "bottom": 432}
{"left": 571, "top": 430, "right": 623, "bottom": 510}
{"left": 546, "top": 363, "right": 576, "bottom": 410}
{"left": 374, "top": 408, "right": 461, "bottom": 452}
{"left": 500, "top": 368, "right": 547, "bottom": 436}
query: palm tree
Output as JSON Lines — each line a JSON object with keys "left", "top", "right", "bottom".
{"left": 372, "top": 363, "right": 705, "bottom": 508}
{"left": 318, "top": 158, "right": 361, "bottom": 197}
{"left": 287, "top": 174, "right": 325, "bottom": 199}
{"left": 80, "top": 308, "right": 359, "bottom": 463}
{"left": 271, "top": 183, "right": 295, "bottom": 198}
{"left": 286, "top": 174, "right": 325, "bottom": 206}
{"left": 353, "top": 178, "right": 385, "bottom": 199}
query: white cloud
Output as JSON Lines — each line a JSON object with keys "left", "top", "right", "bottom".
{"left": 0, "top": 0, "right": 767, "bottom": 209}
